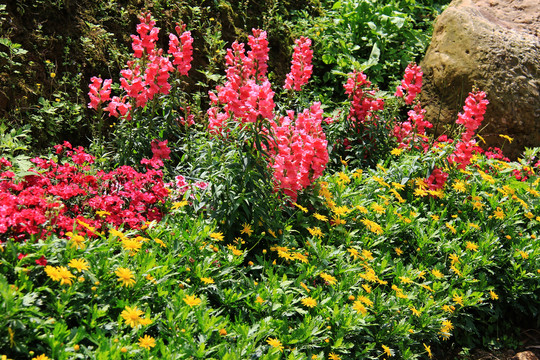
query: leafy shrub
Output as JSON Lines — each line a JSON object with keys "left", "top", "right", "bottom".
{"left": 290, "top": 0, "right": 450, "bottom": 106}
{"left": 0, "top": 141, "right": 172, "bottom": 242}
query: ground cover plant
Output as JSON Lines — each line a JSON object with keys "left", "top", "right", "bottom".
{"left": 1, "top": 6, "right": 540, "bottom": 360}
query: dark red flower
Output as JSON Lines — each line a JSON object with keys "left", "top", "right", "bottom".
{"left": 35, "top": 255, "right": 47, "bottom": 266}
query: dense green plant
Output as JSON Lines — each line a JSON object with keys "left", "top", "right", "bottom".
{"left": 2, "top": 144, "right": 539, "bottom": 359}
{"left": 182, "top": 120, "right": 289, "bottom": 244}
{"left": 290, "top": 0, "right": 450, "bottom": 103}
{"left": 0, "top": 121, "right": 34, "bottom": 178}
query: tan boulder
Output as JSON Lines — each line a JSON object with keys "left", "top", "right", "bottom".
{"left": 511, "top": 350, "right": 539, "bottom": 360}
{"left": 420, "top": 0, "right": 540, "bottom": 159}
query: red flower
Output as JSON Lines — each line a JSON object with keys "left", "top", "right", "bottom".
{"left": 284, "top": 37, "right": 313, "bottom": 91}
{"left": 395, "top": 63, "right": 423, "bottom": 105}
{"left": 35, "top": 255, "right": 47, "bottom": 266}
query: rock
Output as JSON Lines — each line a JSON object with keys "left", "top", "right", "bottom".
{"left": 511, "top": 350, "right": 539, "bottom": 360}
{"left": 419, "top": 0, "right": 540, "bottom": 159}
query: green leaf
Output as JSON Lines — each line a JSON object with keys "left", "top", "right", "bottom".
{"left": 390, "top": 15, "right": 406, "bottom": 29}
{"left": 362, "top": 42, "right": 380, "bottom": 69}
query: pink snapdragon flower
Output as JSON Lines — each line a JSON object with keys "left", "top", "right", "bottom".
{"left": 395, "top": 63, "right": 423, "bottom": 105}
{"left": 88, "top": 77, "right": 112, "bottom": 110}
{"left": 456, "top": 90, "right": 489, "bottom": 142}
{"left": 344, "top": 70, "right": 384, "bottom": 125}
{"left": 131, "top": 12, "right": 160, "bottom": 58}
{"left": 426, "top": 167, "right": 448, "bottom": 191}
{"left": 393, "top": 103, "right": 432, "bottom": 149}
{"left": 89, "top": 11, "right": 194, "bottom": 119}
{"left": 207, "top": 30, "right": 275, "bottom": 132}
{"left": 284, "top": 37, "right": 313, "bottom": 91}
{"left": 269, "top": 102, "right": 328, "bottom": 201}
{"left": 168, "top": 24, "right": 194, "bottom": 76}
{"left": 247, "top": 29, "right": 270, "bottom": 81}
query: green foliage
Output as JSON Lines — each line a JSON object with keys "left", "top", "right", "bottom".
{"left": 291, "top": 0, "right": 450, "bottom": 101}
{"left": 324, "top": 92, "right": 399, "bottom": 170}
{"left": 25, "top": 91, "right": 86, "bottom": 149}
{"left": 2, "top": 141, "right": 540, "bottom": 359}
{"left": 0, "top": 121, "right": 34, "bottom": 177}
{"left": 182, "top": 120, "right": 289, "bottom": 244}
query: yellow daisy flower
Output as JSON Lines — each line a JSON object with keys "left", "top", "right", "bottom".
{"left": 301, "top": 297, "right": 317, "bottom": 308}
{"left": 115, "top": 267, "right": 136, "bottom": 287}
{"left": 138, "top": 334, "right": 156, "bottom": 350}
{"left": 183, "top": 294, "right": 202, "bottom": 307}
{"left": 68, "top": 258, "right": 89, "bottom": 272}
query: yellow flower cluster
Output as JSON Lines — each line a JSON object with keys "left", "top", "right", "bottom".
{"left": 269, "top": 245, "right": 309, "bottom": 263}
{"left": 120, "top": 305, "right": 152, "bottom": 328}
{"left": 45, "top": 266, "right": 75, "bottom": 285}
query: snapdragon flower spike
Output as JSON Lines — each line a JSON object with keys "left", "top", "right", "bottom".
{"left": 426, "top": 167, "right": 449, "bottom": 190}
{"left": 88, "top": 77, "right": 112, "bottom": 110}
{"left": 407, "top": 104, "right": 431, "bottom": 135}
{"left": 344, "top": 70, "right": 384, "bottom": 126}
{"left": 247, "top": 29, "right": 270, "bottom": 82}
{"left": 395, "top": 63, "right": 423, "bottom": 105}
{"left": 393, "top": 103, "right": 432, "bottom": 149}
{"left": 168, "top": 24, "right": 194, "bottom": 76}
{"left": 284, "top": 37, "right": 313, "bottom": 91}
{"left": 208, "top": 31, "right": 275, "bottom": 132}
{"left": 90, "top": 11, "right": 190, "bottom": 119}
{"left": 269, "top": 102, "right": 329, "bottom": 202}
{"left": 447, "top": 140, "right": 482, "bottom": 170}
{"left": 103, "top": 96, "right": 132, "bottom": 120}
{"left": 456, "top": 90, "right": 489, "bottom": 142}
{"left": 131, "top": 12, "right": 159, "bottom": 58}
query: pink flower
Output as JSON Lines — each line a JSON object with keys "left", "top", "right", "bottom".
{"left": 168, "top": 24, "right": 194, "bottom": 76}
{"left": 207, "top": 31, "right": 276, "bottom": 132}
{"left": 194, "top": 181, "right": 208, "bottom": 190}
{"left": 131, "top": 12, "right": 159, "bottom": 58}
{"left": 103, "top": 96, "right": 132, "bottom": 119}
{"left": 284, "top": 37, "right": 313, "bottom": 91}
{"left": 151, "top": 140, "right": 171, "bottom": 160}
{"left": 35, "top": 255, "right": 47, "bottom": 266}
{"left": 395, "top": 63, "right": 423, "bottom": 105}
{"left": 88, "top": 77, "right": 112, "bottom": 110}
{"left": 456, "top": 90, "right": 489, "bottom": 142}
{"left": 426, "top": 168, "right": 448, "bottom": 190}
{"left": 448, "top": 140, "right": 482, "bottom": 169}
{"left": 247, "top": 29, "right": 270, "bottom": 81}
{"left": 268, "top": 102, "right": 328, "bottom": 202}
{"left": 344, "top": 70, "right": 384, "bottom": 125}
{"left": 0, "top": 157, "right": 12, "bottom": 168}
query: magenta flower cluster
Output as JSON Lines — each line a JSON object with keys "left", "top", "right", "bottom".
{"left": 88, "top": 12, "right": 193, "bottom": 119}
{"left": 284, "top": 37, "right": 313, "bottom": 91}
{"left": 206, "top": 28, "right": 328, "bottom": 202}
{"left": 455, "top": 90, "right": 489, "bottom": 142}
{"left": 0, "top": 141, "right": 172, "bottom": 242}
{"left": 343, "top": 70, "right": 384, "bottom": 126}
{"left": 394, "top": 63, "right": 423, "bottom": 105}
{"left": 207, "top": 30, "right": 275, "bottom": 131}
{"left": 269, "top": 102, "right": 329, "bottom": 202}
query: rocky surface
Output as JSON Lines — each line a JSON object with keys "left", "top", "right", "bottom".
{"left": 420, "top": 0, "right": 540, "bottom": 159}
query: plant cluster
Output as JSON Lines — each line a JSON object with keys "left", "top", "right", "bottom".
{"left": 1, "top": 133, "right": 539, "bottom": 359}
{"left": 1, "top": 0, "right": 322, "bottom": 151}
{"left": 289, "top": 0, "right": 451, "bottom": 108}
{"left": 2, "top": 4, "right": 540, "bottom": 360}
{"left": 0, "top": 140, "right": 174, "bottom": 242}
